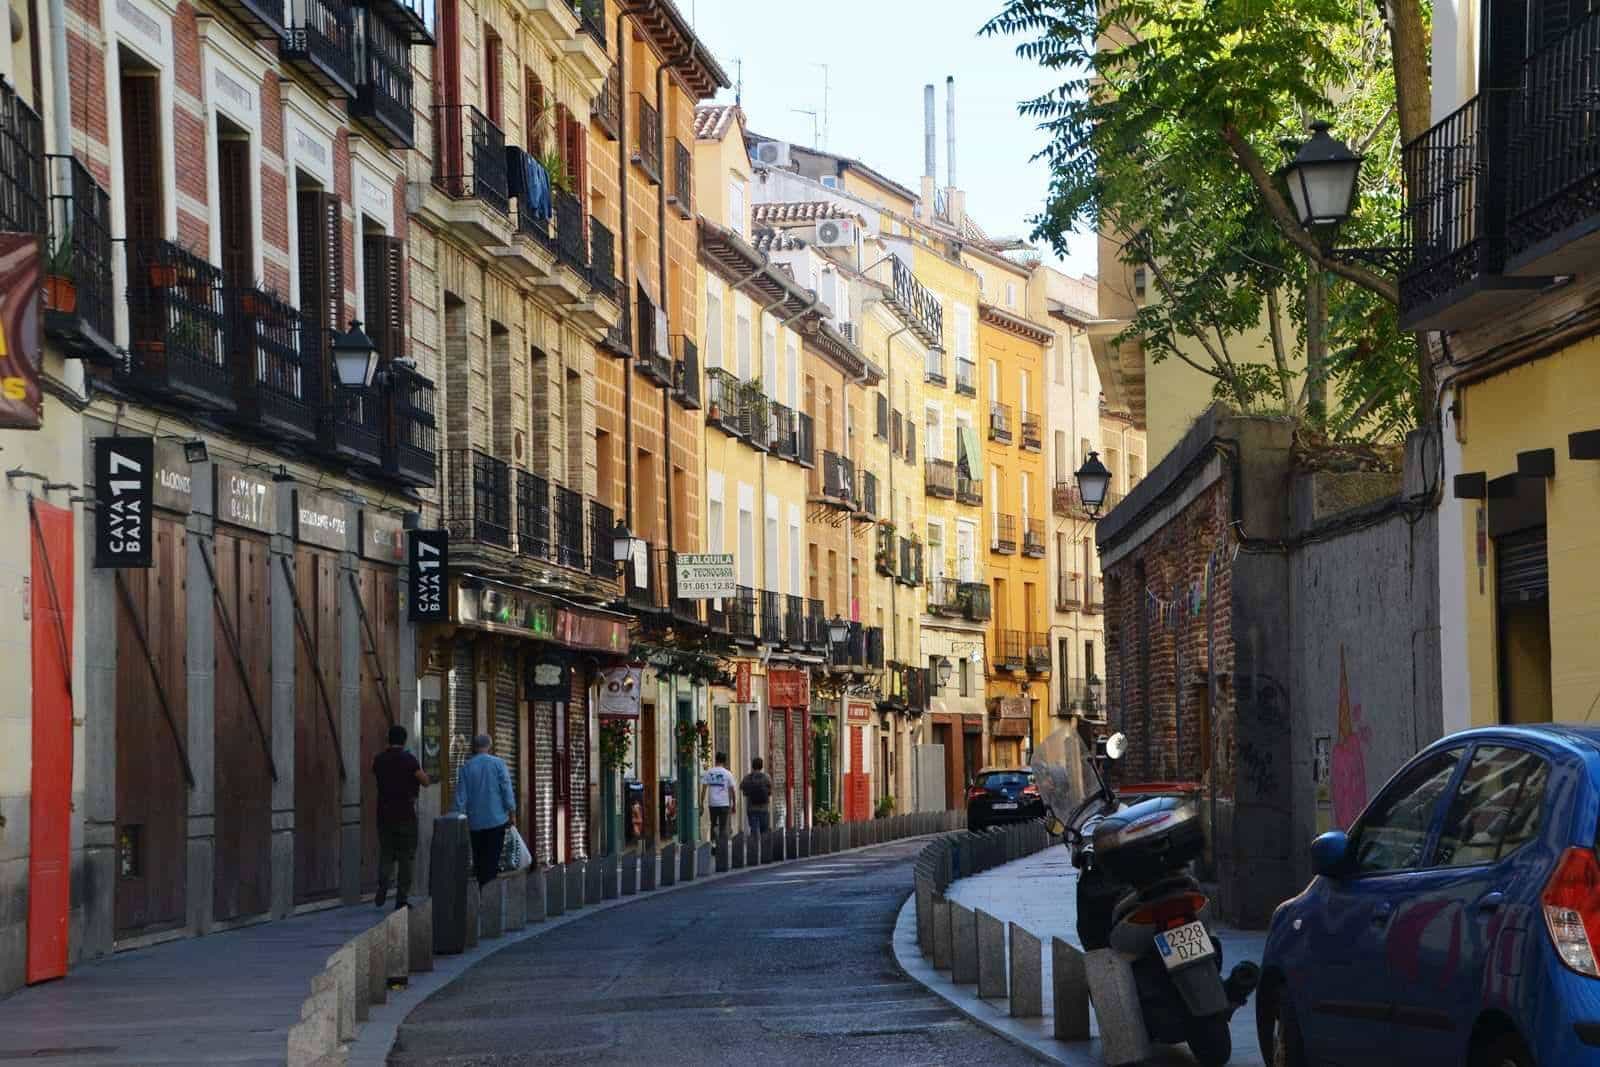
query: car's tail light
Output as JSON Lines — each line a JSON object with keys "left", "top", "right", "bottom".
{"left": 1127, "top": 891, "right": 1209, "bottom": 931}
{"left": 967, "top": 786, "right": 988, "bottom": 801}
{"left": 1543, "top": 847, "right": 1600, "bottom": 977}
{"left": 1022, "top": 784, "right": 1039, "bottom": 798}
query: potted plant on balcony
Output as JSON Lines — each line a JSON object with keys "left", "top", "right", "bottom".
{"left": 147, "top": 259, "right": 179, "bottom": 288}
{"left": 45, "top": 228, "right": 77, "bottom": 314}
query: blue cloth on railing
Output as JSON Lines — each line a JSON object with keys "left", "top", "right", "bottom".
{"left": 504, "top": 146, "right": 551, "bottom": 221}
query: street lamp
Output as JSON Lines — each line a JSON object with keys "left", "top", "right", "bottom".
{"left": 1075, "top": 451, "right": 1112, "bottom": 517}
{"left": 1278, "top": 121, "right": 1362, "bottom": 231}
{"left": 827, "top": 614, "right": 849, "bottom": 644}
{"left": 935, "top": 655, "right": 954, "bottom": 689}
{"left": 330, "top": 319, "right": 381, "bottom": 389}
{"left": 1085, "top": 671, "right": 1105, "bottom": 721}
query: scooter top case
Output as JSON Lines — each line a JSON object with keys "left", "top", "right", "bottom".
{"left": 1091, "top": 795, "right": 1204, "bottom": 885}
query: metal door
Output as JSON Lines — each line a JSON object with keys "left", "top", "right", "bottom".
{"left": 770, "top": 709, "right": 788, "bottom": 827}
{"left": 533, "top": 699, "right": 555, "bottom": 866}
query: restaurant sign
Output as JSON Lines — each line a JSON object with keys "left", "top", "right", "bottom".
{"left": 768, "top": 668, "right": 809, "bottom": 708}
{"left": 0, "top": 234, "right": 42, "bottom": 429}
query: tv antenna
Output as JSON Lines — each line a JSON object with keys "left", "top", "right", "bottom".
{"left": 792, "top": 108, "right": 819, "bottom": 149}
{"left": 813, "top": 64, "right": 830, "bottom": 150}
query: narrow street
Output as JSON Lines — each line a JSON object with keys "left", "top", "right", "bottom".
{"left": 390, "top": 839, "right": 1038, "bottom": 1065}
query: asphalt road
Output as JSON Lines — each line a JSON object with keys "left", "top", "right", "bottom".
{"left": 390, "top": 837, "right": 1042, "bottom": 1065}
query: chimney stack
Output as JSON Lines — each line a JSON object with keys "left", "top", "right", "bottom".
{"left": 923, "top": 83, "right": 936, "bottom": 180}
{"left": 946, "top": 75, "right": 956, "bottom": 189}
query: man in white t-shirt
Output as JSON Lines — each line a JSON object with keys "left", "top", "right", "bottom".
{"left": 700, "top": 752, "right": 738, "bottom": 843}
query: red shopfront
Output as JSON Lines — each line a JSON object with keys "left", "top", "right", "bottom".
{"left": 768, "top": 669, "right": 810, "bottom": 829}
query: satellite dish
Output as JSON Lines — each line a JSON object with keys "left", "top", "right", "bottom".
{"left": 1104, "top": 732, "right": 1128, "bottom": 761}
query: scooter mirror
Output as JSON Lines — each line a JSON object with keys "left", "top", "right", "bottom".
{"left": 1103, "top": 732, "right": 1128, "bottom": 760}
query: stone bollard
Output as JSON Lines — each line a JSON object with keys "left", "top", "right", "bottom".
{"left": 1086, "top": 948, "right": 1151, "bottom": 1065}
{"left": 525, "top": 870, "right": 546, "bottom": 924}
{"left": 407, "top": 898, "right": 434, "bottom": 972}
{"left": 915, "top": 875, "right": 935, "bottom": 956}
{"left": 587, "top": 857, "right": 604, "bottom": 902}
{"left": 504, "top": 870, "right": 527, "bottom": 931}
{"left": 1052, "top": 937, "right": 1091, "bottom": 1040}
{"left": 367, "top": 928, "right": 387, "bottom": 1007}
{"left": 622, "top": 852, "right": 639, "bottom": 895}
{"left": 760, "top": 831, "right": 775, "bottom": 864}
{"left": 385, "top": 906, "right": 409, "bottom": 987}
{"left": 429, "top": 814, "right": 471, "bottom": 955}
{"left": 976, "top": 909, "right": 1008, "bottom": 1000}
{"left": 352, "top": 933, "right": 372, "bottom": 1022}
{"left": 951, "top": 902, "right": 979, "bottom": 985}
{"left": 677, "top": 843, "right": 694, "bottom": 882}
{"left": 660, "top": 843, "right": 679, "bottom": 886}
{"left": 716, "top": 833, "right": 732, "bottom": 872}
{"left": 545, "top": 865, "right": 566, "bottom": 917}
{"left": 464, "top": 878, "right": 481, "bottom": 949}
{"left": 640, "top": 848, "right": 658, "bottom": 891}
{"left": 1009, "top": 924, "right": 1043, "bottom": 1017}
{"left": 695, "top": 842, "right": 712, "bottom": 878}
{"left": 931, "top": 895, "right": 954, "bottom": 971}
{"left": 603, "top": 854, "right": 620, "bottom": 900}
{"left": 326, "top": 946, "right": 357, "bottom": 1042}
{"left": 479, "top": 878, "right": 504, "bottom": 940}
{"left": 565, "top": 861, "right": 586, "bottom": 907}
{"left": 799, "top": 828, "right": 811, "bottom": 858}
{"left": 730, "top": 832, "right": 746, "bottom": 869}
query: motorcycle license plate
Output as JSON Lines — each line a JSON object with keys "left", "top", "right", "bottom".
{"left": 992, "top": 802, "right": 1018, "bottom": 810}
{"left": 1154, "top": 921, "right": 1214, "bottom": 970}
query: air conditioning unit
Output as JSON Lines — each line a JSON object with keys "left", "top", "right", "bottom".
{"left": 820, "top": 175, "right": 841, "bottom": 190}
{"left": 752, "top": 141, "right": 791, "bottom": 168}
{"left": 814, "top": 218, "right": 857, "bottom": 248}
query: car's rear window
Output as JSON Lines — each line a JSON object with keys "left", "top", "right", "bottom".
{"left": 979, "top": 771, "right": 1032, "bottom": 790}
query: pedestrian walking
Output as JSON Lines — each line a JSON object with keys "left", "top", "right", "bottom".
{"left": 740, "top": 757, "right": 773, "bottom": 836}
{"left": 454, "top": 733, "right": 516, "bottom": 887}
{"left": 700, "top": 752, "right": 737, "bottom": 842}
{"left": 373, "top": 724, "right": 430, "bottom": 909}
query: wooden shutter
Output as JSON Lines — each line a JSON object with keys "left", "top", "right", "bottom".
{"left": 876, "top": 393, "right": 888, "bottom": 437}
{"left": 297, "top": 190, "right": 344, "bottom": 402}
{"left": 906, "top": 420, "right": 916, "bottom": 463}
{"left": 120, "top": 72, "right": 163, "bottom": 243}
{"left": 484, "top": 30, "right": 503, "bottom": 126}
{"left": 217, "top": 137, "right": 253, "bottom": 285}
{"left": 525, "top": 72, "right": 545, "bottom": 155}
{"left": 362, "top": 235, "right": 405, "bottom": 361}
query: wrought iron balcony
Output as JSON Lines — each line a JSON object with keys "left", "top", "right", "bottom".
{"left": 352, "top": 6, "right": 415, "bottom": 148}
{"left": 897, "top": 536, "right": 923, "bottom": 586}
{"left": 1057, "top": 571, "right": 1083, "bottom": 610}
{"left": 323, "top": 382, "right": 385, "bottom": 467}
{"left": 0, "top": 81, "right": 44, "bottom": 237}
{"left": 772, "top": 401, "right": 797, "bottom": 459}
{"left": 668, "top": 138, "right": 692, "bottom": 218}
{"left": 211, "top": 0, "right": 287, "bottom": 41}
{"left": 631, "top": 94, "right": 662, "bottom": 183}
{"left": 672, "top": 335, "right": 700, "bottom": 408}
{"left": 123, "top": 240, "right": 233, "bottom": 410}
{"left": 369, "top": 0, "right": 433, "bottom": 44}
{"left": 1023, "top": 518, "right": 1046, "bottom": 558}
{"left": 226, "top": 287, "right": 315, "bottom": 442}
{"left": 887, "top": 257, "right": 943, "bottom": 348}
{"left": 593, "top": 65, "right": 621, "bottom": 141}
{"left": 992, "top": 513, "right": 1017, "bottom": 554}
{"left": 740, "top": 382, "right": 771, "bottom": 447}
{"left": 960, "top": 581, "right": 992, "bottom": 622}
{"left": 44, "top": 156, "right": 116, "bottom": 362}
{"left": 813, "top": 450, "right": 855, "bottom": 509}
{"left": 925, "top": 458, "right": 956, "bottom": 498}
{"left": 956, "top": 475, "right": 982, "bottom": 506}
{"left": 554, "top": 484, "right": 585, "bottom": 570}
{"left": 989, "top": 403, "right": 1013, "bottom": 443}
{"left": 806, "top": 597, "right": 826, "bottom": 648}
{"left": 996, "top": 630, "right": 1025, "bottom": 670}
{"left": 625, "top": 541, "right": 661, "bottom": 611}
{"left": 432, "top": 104, "right": 508, "bottom": 216}
{"left": 1086, "top": 574, "right": 1105, "bottom": 614}
{"left": 760, "top": 589, "right": 783, "bottom": 643}
{"left": 783, "top": 594, "right": 805, "bottom": 648}
{"left": 831, "top": 621, "right": 883, "bottom": 670}
{"left": 1021, "top": 412, "right": 1042, "bottom": 451}
{"left": 445, "top": 448, "right": 512, "bottom": 548}
{"left": 1027, "top": 634, "right": 1051, "bottom": 674}
{"left": 284, "top": 0, "right": 357, "bottom": 97}
{"left": 925, "top": 349, "right": 946, "bottom": 386}
{"left": 601, "top": 301, "right": 631, "bottom": 357}
{"left": 515, "top": 470, "right": 552, "bottom": 560}
{"left": 588, "top": 501, "right": 615, "bottom": 579}
{"left": 574, "top": 0, "right": 604, "bottom": 42}
{"left": 730, "top": 585, "right": 758, "bottom": 642}
{"left": 861, "top": 470, "right": 879, "bottom": 517}
{"left": 384, "top": 362, "right": 437, "bottom": 487}
{"left": 796, "top": 411, "right": 815, "bottom": 467}
{"left": 554, "top": 189, "right": 587, "bottom": 271}
{"left": 705, "top": 367, "right": 744, "bottom": 435}
{"left": 1053, "top": 480, "right": 1087, "bottom": 517}
{"left": 588, "top": 217, "right": 617, "bottom": 298}
{"left": 928, "top": 577, "right": 963, "bottom": 615}
{"left": 954, "top": 357, "right": 976, "bottom": 396}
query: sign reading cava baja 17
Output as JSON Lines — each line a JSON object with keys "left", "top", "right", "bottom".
{"left": 408, "top": 529, "right": 448, "bottom": 621}
{"left": 94, "top": 437, "right": 155, "bottom": 568}
{"left": 673, "top": 553, "right": 736, "bottom": 599}
{"left": 0, "top": 234, "right": 43, "bottom": 430}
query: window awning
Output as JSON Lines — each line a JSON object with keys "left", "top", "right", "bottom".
{"left": 957, "top": 426, "right": 984, "bottom": 480}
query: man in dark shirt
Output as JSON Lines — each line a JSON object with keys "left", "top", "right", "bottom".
{"left": 373, "top": 724, "right": 429, "bottom": 909}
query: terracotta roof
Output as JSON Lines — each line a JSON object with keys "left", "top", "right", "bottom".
{"left": 753, "top": 228, "right": 806, "bottom": 253}
{"left": 693, "top": 104, "right": 742, "bottom": 141}
{"left": 751, "top": 201, "right": 856, "bottom": 226}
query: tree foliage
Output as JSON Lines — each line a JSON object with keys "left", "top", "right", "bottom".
{"left": 982, "top": 0, "right": 1428, "bottom": 438}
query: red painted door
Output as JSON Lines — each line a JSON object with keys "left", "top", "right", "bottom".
{"left": 844, "top": 726, "right": 869, "bottom": 823}
{"left": 28, "top": 500, "right": 73, "bottom": 983}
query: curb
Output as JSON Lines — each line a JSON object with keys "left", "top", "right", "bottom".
{"left": 350, "top": 832, "right": 940, "bottom": 1065}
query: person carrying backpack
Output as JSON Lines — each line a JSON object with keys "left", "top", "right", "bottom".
{"left": 740, "top": 757, "right": 773, "bottom": 835}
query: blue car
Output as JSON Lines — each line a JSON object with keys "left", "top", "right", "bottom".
{"left": 1257, "top": 725, "right": 1600, "bottom": 1066}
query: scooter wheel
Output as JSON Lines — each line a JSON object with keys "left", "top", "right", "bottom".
{"left": 1185, "top": 1015, "right": 1232, "bottom": 1067}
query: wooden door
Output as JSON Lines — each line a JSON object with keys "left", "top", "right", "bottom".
{"left": 293, "top": 546, "right": 342, "bottom": 904}
{"left": 844, "top": 725, "right": 869, "bottom": 822}
{"left": 212, "top": 528, "right": 273, "bottom": 921}
{"left": 114, "top": 515, "right": 188, "bottom": 937}
{"left": 357, "top": 563, "right": 400, "bottom": 892}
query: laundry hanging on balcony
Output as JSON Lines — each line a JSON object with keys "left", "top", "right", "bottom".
{"left": 504, "top": 147, "right": 551, "bottom": 220}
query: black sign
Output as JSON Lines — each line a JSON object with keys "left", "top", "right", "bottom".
{"left": 408, "top": 529, "right": 448, "bottom": 621}
{"left": 525, "top": 655, "right": 570, "bottom": 702}
{"left": 94, "top": 436, "right": 154, "bottom": 568}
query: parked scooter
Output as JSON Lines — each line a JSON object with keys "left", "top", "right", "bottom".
{"left": 1057, "top": 728, "right": 1259, "bottom": 1067}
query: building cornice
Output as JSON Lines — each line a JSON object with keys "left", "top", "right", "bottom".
{"left": 978, "top": 302, "right": 1054, "bottom": 346}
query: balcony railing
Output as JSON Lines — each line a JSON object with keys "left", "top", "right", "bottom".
{"left": 954, "top": 357, "right": 976, "bottom": 396}
{"left": 928, "top": 577, "right": 962, "bottom": 615}
{"left": 957, "top": 475, "right": 982, "bottom": 506}
{"left": 1057, "top": 572, "right": 1083, "bottom": 610}
{"left": 589, "top": 217, "right": 616, "bottom": 298}
{"left": 554, "top": 188, "right": 587, "bottom": 271}
{"left": 887, "top": 257, "right": 943, "bottom": 348}
{"left": 445, "top": 448, "right": 512, "bottom": 548}
{"left": 760, "top": 589, "right": 783, "bottom": 643}
{"left": 226, "top": 287, "right": 315, "bottom": 442}
{"left": 211, "top": 0, "right": 287, "bottom": 41}
{"left": 730, "top": 585, "right": 758, "bottom": 641}
{"left": 284, "top": 0, "right": 357, "bottom": 97}
{"left": 625, "top": 540, "right": 660, "bottom": 610}
{"left": 783, "top": 594, "right": 805, "bottom": 648}
{"left": 925, "top": 349, "right": 946, "bottom": 385}
{"left": 672, "top": 336, "right": 701, "bottom": 408}
{"left": 0, "top": 82, "right": 46, "bottom": 236}
{"left": 1023, "top": 517, "right": 1046, "bottom": 557}
{"left": 352, "top": 6, "right": 415, "bottom": 148}
{"left": 44, "top": 156, "right": 115, "bottom": 361}
{"left": 384, "top": 361, "right": 437, "bottom": 487}
{"left": 574, "top": 0, "right": 604, "bottom": 42}
{"left": 830, "top": 622, "right": 885, "bottom": 670}
{"left": 1020, "top": 411, "right": 1042, "bottom": 451}
{"left": 432, "top": 104, "right": 508, "bottom": 216}
{"left": 772, "top": 401, "right": 797, "bottom": 459}
{"left": 1027, "top": 635, "right": 1051, "bottom": 674}
{"left": 631, "top": 95, "right": 662, "bottom": 183}
{"left": 741, "top": 385, "right": 772, "bottom": 449}
{"left": 555, "top": 484, "right": 585, "bottom": 570}
{"left": 1086, "top": 574, "right": 1105, "bottom": 613}
{"left": 996, "top": 630, "right": 1025, "bottom": 670}
{"left": 668, "top": 138, "right": 692, "bottom": 218}
{"left": 123, "top": 240, "right": 233, "bottom": 410}
{"left": 862, "top": 470, "right": 879, "bottom": 517}
{"left": 588, "top": 500, "right": 613, "bottom": 579}
{"left": 515, "top": 470, "right": 551, "bottom": 560}
{"left": 806, "top": 597, "right": 826, "bottom": 648}
{"left": 594, "top": 65, "right": 621, "bottom": 141}
{"left": 925, "top": 458, "right": 955, "bottom": 498}
{"left": 961, "top": 582, "right": 992, "bottom": 622}
{"left": 815, "top": 450, "right": 855, "bottom": 508}
{"left": 323, "top": 381, "right": 385, "bottom": 466}
{"left": 898, "top": 537, "right": 922, "bottom": 586}
{"left": 1053, "top": 481, "right": 1086, "bottom": 516}
{"left": 989, "top": 403, "right": 1013, "bottom": 443}
{"left": 796, "top": 411, "right": 815, "bottom": 467}
{"left": 705, "top": 367, "right": 743, "bottom": 434}
{"left": 992, "top": 514, "right": 1017, "bottom": 553}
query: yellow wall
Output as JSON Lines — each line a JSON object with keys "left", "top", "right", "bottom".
{"left": 1455, "top": 338, "right": 1600, "bottom": 726}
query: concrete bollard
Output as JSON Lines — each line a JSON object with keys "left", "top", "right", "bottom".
{"left": 287, "top": 980, "right": 338, "bottom": 1065}
{"left": 716, "top": 833, "right": 731, "bottom": 872}
{"left": 730, "top": 832, "right": 746, "bottom": 869}
{"left": 464, "top": 879, "right": 481, "bottom": 949}
{"left": 678, "top": 843, "right": 694, "bottom": 882}
{"left": 695, "top": 842, "right": 712, "bottom": 878}
{"left": 951, "top": 902, "right": 979, "bottom": 985}
{"left": 565, "top": 861, "right": 586, "bottom": 907}
{"left": 976, "top": 909, "right": 1008, "bottom": 1000}
{"left": 479, "top": 878, "right": 504, "bottom": 940}
{"left": 603, "top": 854, "right": 620, "bottom": 900}
{"left": 327, "top": 945, "right": 356, "bottom": 1042}
{"left": 407, "top": 899, "right": 434, "bottom": 972}
{"left": 525, "top": 869, "right": 546, "bottom": 924}
{"left": 660, "top": 843, "right": 678, "bottom": 886}
{"left": 640, "top": 848, "right": 658, "bottom": 891}
{"left": 367, "top": 928, "right": 387, "bottom": 1006}
{"left": 384, "top": 907, "right": 409, "bottom": 986}
{"left": 622, "top": 852, "right": 639, "bottom": 895}
{"left": 931, "top": 895, "right": 954, "bottom": 971}
{"left": 1085, "top": 948, "right": 1151, "bottom": 1065}
{"left": 1052, "top": 937, "right": 1091, "bottom": 1040}
{"left": 428, "top": 814, "right": 471, "bottom": 955}
{"left": 545, "top": 865, "right": 565, "bottom": 917}
{"left": 799, "top": 828, "right": 811, "bottom": 858}
{"left": 587, "top": 857, "right": 605, "bottom": 902}
{"left": 760, "top": 831, "right": 775, "bottom": 864}
{"left": 503, "top": 870, "right": 527, "bottom": 931}
{"left": 915, "top": 875, "right": 935, "bottom": 956}
{"left": 1009, "top": 924, "right": 1043, "bottom": 1017}
{"left": 352, "top": 933, "right": 372, "bottom": 1022}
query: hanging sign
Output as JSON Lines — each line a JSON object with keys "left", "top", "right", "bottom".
{"left": 0, "top": 234, "right": 43, "bottom": 430}
{"left": 674, "top": 553, "right": 736, "bottom": 599}
{"left": 735, "top": 661, "right": 752, "bottom": 703}
{"left": 846, "top": 702, "right": 873, "bottom": 723}
{"left": 526, "top": 655, "right": 570, "bottom": 702}
{"left": 768, "top": 668, "right": 809, "bottom": 708}
{"left": 597, "top": 666, "right": 642, "bottom": 718}
{"left": 407, "top": 529, "right": 448, "bottom": 621}
{"left": 94, "top": 436, "right": 154, "bottom": 568}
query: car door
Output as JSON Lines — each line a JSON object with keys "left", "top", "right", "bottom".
{"left": 1382, "top": 743, "right": 1553, "bottom": 1062}
{"left": 1296, "top": 748, "right": 1466, "bottom": 1065}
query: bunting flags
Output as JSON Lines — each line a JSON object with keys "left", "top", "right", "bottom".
{"left": 1140, "top": 533, "right": 1240, "bottom": 631}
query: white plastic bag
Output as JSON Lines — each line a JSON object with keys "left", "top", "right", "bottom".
{"left": 498, "top": 825, "right": 532, "bottom": 873}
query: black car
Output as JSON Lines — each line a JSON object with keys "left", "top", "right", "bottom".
{"left": 966, "top": 768, "right": 1044, "bottom": 831}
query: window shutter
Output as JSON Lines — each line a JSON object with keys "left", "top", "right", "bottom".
{"left": 217, "top": 137, "right": 253, "bottom": 285}
{"left": 876, "top": 393, "right": 888, "bottom": 438}
{"left": 906, "top": 421, "right": 916, "bottom": 463}
{"left": 120, "top": 73, "right": 162, "bottom": 243}
{"left": 363, "top": 235, "right": 405, "bottom": 362}
{"left": 297, "top": 190, "right": 344, "bottom": 403}
{"left": 525, "top": 72, "right": 545, "bottom": 155}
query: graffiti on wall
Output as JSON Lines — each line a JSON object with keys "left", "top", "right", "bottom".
{"left": 1330, "top": 646, "right": 1372, "bottom": 829}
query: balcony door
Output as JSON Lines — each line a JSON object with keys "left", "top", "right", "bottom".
{"left": 297, "top": 185, "right": 343, "bottom": 410}
{"left": 216, "top": 119, "right": 253, "bottom": 287}
{"left": 118, "top": 56, "right": 163, "bottom": 245}
{"left": 956, "top": 520, "right": 975, "bottom": 582}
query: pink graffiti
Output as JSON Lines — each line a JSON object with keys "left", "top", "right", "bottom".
{"left": 1331, "top": 648, "right": 1372, "bottom": 829}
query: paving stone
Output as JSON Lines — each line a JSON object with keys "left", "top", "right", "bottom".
{"left": 976, "top": 908, "right": 1007, "bottom": 1000}
{"left": 931, "top": 895, "right": 953, "bottom": 971}
{"left": 1053, "top": 937, "right": 1091, "bottom": 1041}
{"left": 1086, "top": 947, "right": 1151, "bottom": 1065}
{"left": 951, "top": 902, "right": 978, "bottom": 985}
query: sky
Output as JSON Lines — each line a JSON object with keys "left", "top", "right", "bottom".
{"left": 681, "top": 0, "right": 1098, "bottom": 279}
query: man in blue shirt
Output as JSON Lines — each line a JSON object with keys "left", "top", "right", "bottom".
{"left": 454, "top": 733, "right": 516, "bottom": 886}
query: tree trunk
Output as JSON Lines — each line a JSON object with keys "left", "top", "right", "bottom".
{"left": 1386, "top": 0, "right": 1432, "bottom": 148}
{"left": 1306, "top": 269, "right": 1328, "bottom": 426}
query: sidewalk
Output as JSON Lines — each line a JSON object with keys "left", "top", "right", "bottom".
{"left": 0, "top": 905, "right": 385, "bottom": 1064}
{"left": 894, "top": 847, "right": 1269, "bottom": 1066}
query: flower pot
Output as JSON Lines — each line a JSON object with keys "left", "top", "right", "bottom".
{"left": 45, "top": 275, "right": 77, "bottom": 314}
{"left": 148, "top": 263, "right": 178, "bottom": 287}
{"left": 239, "top": 293, "right": 265, "bottom": 316}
